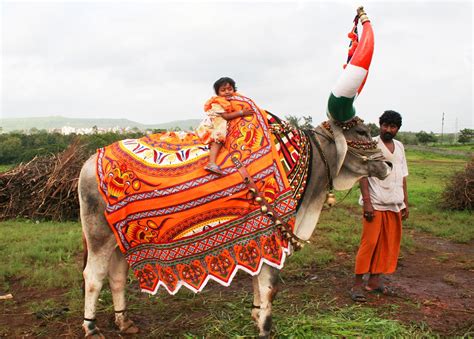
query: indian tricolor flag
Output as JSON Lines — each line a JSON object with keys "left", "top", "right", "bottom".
{"left": 327, "top": 7, "right": 374, "bottom": 122}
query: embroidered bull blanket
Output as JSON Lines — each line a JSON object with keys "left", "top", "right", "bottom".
{"left": 96, "top": 96, "right": 307, "bottom": 295}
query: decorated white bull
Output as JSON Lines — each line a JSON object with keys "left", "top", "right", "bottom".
{"left": 79, "top": 7, "right": 390, "bottom": 338}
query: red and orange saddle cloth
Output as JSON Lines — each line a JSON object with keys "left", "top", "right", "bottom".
{"left": 96, "top": 95, "right": 310, "bottom": 294}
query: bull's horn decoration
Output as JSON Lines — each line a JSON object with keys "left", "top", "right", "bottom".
{"left": 327, "top": 6, "right": 374, "bottom": 122}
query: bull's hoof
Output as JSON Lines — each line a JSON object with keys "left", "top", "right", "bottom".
{"left": 83, "top": 325, "right": 105, "bottom": 339}
{"left": 116, "top": 318, "right": 140, "bottom": 334}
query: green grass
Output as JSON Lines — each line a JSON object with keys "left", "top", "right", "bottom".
{"left": 0, "top": 164, "right": 14, "bottom": 173}
{"left": 405, "top": 148, "right": 470, "bottom": 160}
{"left": 0, "top": 220, "right": 82, "bottom": 290}
{"left": 435, "top": 143, "right": 474, "bottom": 151}
{"left": 188, "top": 294, "right": 432, "bottom": 338}
{"left": 0, "top": 146, "right": 471, "bottom": 337}
{"left": 404, "top": 150, "right": 472, "bottom": 242}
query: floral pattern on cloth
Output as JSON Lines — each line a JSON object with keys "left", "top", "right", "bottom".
{"left": 96, "top": 94, "right": 298, "bottom": 295}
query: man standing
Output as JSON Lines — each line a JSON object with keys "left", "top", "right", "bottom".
{"left": 350, "top": 110, "right": 409, "bottom": 302}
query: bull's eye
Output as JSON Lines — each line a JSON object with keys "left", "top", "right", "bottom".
{"left": 356, "top": 130, "right": 368, "bottom": 137}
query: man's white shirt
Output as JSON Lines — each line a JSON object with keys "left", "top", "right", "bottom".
{"left": 359, "top": 136, "right": 408, "bottom": 212}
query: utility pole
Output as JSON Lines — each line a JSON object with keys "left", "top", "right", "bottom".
{"left": 454, "top": 117, "right": 458, "bottom": 143}
{"left": 441, "top": 112, "right": 445, "bottom": 144}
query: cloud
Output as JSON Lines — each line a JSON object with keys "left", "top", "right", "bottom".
{"left": 1, "top": 1, "right": 472, "bottom": 132}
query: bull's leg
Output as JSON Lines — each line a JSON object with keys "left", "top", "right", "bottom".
{"left": 251, "top": 276, "right": 261, "bottom": 324}
{"left": 108, "top": 248, "right": 139, "bottom": 334}
{"left": 253, "top": 264, "right": 280, "bottom": 338}
{"left": 82, "top": 237, "right": 116, "bottom": 338}
{"left": 80, "top": 155, "right": 121, "bottom": 338}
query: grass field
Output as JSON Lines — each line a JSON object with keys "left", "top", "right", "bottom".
{"left": 435, "top": 143, "right": 474, "bottom": 151}
{"left": 393, "top": 149, "right": 471, "bottom": 242}
{"left": 0, "top": 164, "right": 13, "bottom": 173}
{"left": 0, "top": 220, "right": 82, "bottom": 291}
{"left": 0, "top": 219, "right": 433, "bottom": 337}
{"left": 0, "top": 147, "right": 472, "bottom": 337}
{"left": 326, "top": 148, "right": 473, "bottom": 243}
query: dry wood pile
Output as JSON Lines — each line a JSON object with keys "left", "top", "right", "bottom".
{"left": 440, "top": 158, "right": 474, "bottom": 211}
{"left": 0, "top": 141, "right": 91, "bottom": 221}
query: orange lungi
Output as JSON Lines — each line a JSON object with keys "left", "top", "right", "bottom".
{"left": 355, "top": 210, "right": 402, "bottom": 274}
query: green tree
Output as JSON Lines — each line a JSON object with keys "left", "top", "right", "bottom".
{"left": 367, "top": 123, "right": 380, "bottom": 137}
{"left": 397, "top": 132, "right": 418, "bottom": 145}
{"left": 415, "top": 131, "right": 438, "bottom": 144}
{"left": 0, "top": 136, "right": 22, "bottom": 163}
{"left": 285, "top": 115, "right": 313, "bottom": 129}
{"left": 458, "top": 128, "right": 473, "bottom": 144}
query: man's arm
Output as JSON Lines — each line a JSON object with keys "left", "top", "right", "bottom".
{"left": 360, "top": 177, "right": 374, "bottom": 221}
{"left": 402, "top": 176, "right": 409, "bottom": 220}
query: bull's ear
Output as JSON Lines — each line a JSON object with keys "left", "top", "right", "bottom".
{"left": 329, "top": 119, "right": 347, "bottom": 176}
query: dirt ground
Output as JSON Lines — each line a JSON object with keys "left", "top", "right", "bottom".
{"left": 1, "top": 230, "right": 473, "bottom": 338}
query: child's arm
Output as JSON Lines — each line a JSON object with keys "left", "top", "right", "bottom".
{"left": 221, "top": 110, "right": 254, "bottom": 121}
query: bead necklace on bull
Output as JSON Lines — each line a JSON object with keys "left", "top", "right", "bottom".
{"left": 234, "top": 6, "right": 383, "bottom": 251}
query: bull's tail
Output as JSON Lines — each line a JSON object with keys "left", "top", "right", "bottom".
{"left": 81, "top": 231, "right": 88, "bottom": 296}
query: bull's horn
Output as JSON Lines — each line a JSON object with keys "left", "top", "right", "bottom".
{"left": 327, "top": 6, "right": 374, "bottom": 122}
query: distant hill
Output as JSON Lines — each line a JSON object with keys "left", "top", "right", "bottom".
{"left": 0, "top": 116, "right": 201, "bottom": 132}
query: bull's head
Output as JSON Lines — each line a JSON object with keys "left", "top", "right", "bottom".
{"left": 326, "top": 118, "right": 391, "bottom": 190}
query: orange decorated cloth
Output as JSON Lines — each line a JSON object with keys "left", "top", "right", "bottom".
{"left": 96, "top": 95, "right": 297, "bottom": 294}
{"left": 354, "top": 210, "right": 402, "bottom": 275}
{"left": 203, "top": 95, "right": 233, "bottom": 113}
{"left": 196, "top": 94, "right": 243, "bottom": 144}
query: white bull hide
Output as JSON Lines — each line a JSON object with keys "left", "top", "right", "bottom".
{"left": 79, "top": 119, "right": 391, "bottom": 338}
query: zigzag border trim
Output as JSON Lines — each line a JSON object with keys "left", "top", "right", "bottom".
{"left": 141, "top": 243, "right": 291, "bottom": 295}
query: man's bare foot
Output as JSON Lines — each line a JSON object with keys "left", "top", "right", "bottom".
{"left": 350, "top": 285, "right": 367, "bottom": 302}
{"left": 365, "top": 283, "right": 398, "bottom": 296}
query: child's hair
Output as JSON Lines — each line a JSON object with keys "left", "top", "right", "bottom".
{"left": 213, "top": 77, "right": 236, "bottom": 94}
{"left": 379, "top": 110, "right": 402, "bottom": 128}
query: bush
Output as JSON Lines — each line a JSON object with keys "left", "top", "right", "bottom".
{"left": 458, "top": 128, "right": 473, "bottom": 144}
{"left": 416, "top": 130, "right": 437, "bottom": 144}
{"left": 440, "top": 159, "right": 474, "bottom": 210}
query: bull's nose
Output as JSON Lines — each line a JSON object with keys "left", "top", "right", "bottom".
{"left": 385, "top": 161, "right": 393, "bottom": 169}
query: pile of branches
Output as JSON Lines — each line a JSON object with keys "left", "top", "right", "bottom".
{"left": 440, "top": 159, "right": 474, "bottom": 211}
{"left": 0, "top": 140, "right": 91, "bottom": 221}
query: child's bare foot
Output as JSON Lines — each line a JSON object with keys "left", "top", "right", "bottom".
{"left": 205, "top": 163, "right": 224, "bottom": 175}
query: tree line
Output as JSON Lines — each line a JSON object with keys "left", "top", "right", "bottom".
{"left": 284, "top": 115, "right": 473, "bottom": 146}
{"left": 0, "top": 129, "right": 161, "bottom": 165}
{"left": 0, "top": 125, "right": 472, "bottom": 165}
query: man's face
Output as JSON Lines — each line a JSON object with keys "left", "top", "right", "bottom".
{"left": 380, "top": 122, "right": 399, "bottom": 141}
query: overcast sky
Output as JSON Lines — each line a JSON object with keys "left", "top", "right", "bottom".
{"left": 1, "top": 0, "right": 472, "bottom": 132}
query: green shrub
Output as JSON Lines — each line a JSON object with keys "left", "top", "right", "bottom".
{"left": 440, "top": 159, "right": 474, "bottom": 210}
